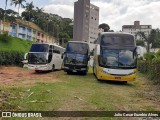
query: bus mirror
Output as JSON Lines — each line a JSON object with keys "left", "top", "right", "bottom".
{"left": 49, "top": 50, "right": 52, "bottom": 53}
{"left": 88, "top": 56, "right": 90, "bottom": 61}
{"left": 24, "top": 53, "right": 28, "bottom": 60}
{"left": 62, "top": 52, "right": 66, "bottom": 59}
{"left": 133, "top": 47, "right": 137, "bottom": 59}
{"left": 61, "top": 53, "right": 64, "bottom": 59}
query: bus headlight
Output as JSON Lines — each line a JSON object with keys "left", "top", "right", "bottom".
{"left": 128, "top": 71, "right": 136, "bottom": 76}
{"left": 101, "top": 70, "right": 110, "bottom": 74}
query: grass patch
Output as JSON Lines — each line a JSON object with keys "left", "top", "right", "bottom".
{"left": 0, "top": 68, "right": 160, "bottom": 120}
{"left": 0, "top": 34, "right": 33, "bottom": 52}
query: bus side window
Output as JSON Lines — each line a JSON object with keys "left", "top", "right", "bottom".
{"left": 53, "top": 46, "right": 60, "bottom": 54}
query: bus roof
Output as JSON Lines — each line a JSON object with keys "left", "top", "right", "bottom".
{"left": 98, "top": 32, "right": 136, "bottom": 50}
{"left": 100, "top": 32, "right": 134, "bottom": 36}
{"left": 68, "top": 41, "right": 89, "bottom": 44}
{"left": 32, "top": 43, "right": 65, "bottom": 49}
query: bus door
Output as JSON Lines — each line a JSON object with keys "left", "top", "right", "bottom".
{"left": 53, "top": 46, "right": 61, "bottom": 69}
{"left": 48, "top": 45, "right": 53, "bottom": 64}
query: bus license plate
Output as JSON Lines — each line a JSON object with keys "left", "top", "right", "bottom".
{"left": 115, "top": 77, "right": 121, "bottom": 80}
{"left": 73, "top": 70, "right": 77, "bottom": 72}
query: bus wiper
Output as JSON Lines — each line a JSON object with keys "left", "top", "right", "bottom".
{"left": 116, "top": 61, "right": 125, "bottom": 66}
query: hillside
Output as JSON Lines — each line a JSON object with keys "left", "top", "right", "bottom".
{"left": 0, "top": 34, "right": 33, "bottom": 52}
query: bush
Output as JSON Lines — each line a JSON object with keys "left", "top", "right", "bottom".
{"left": 0, "top": 32, "right": 12, "bottom": 43}
{"left": 137, "top": 60, "right": 150, "bottom": 73}
{"left": 138, "top": 56, "right": 160, "bottom": 83}
{"left": 144, "top": 52, "right": 156, "bottom": 61}
{"left": 156, "top": 50, "right": 160, "bottom": 57}
{"left": 0, "top": 51, "right": 25, "bottom": 66}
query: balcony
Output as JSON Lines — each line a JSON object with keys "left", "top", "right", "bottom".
{"left": 18, "top": 29, "right": 26, "bottom": 34}
{"left": 37, "top": 36, "right": 41, "bottom": 39}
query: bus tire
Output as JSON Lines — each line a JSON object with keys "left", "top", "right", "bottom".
{"left": 35, "top": 70, "right": 40, "bottom": 73}
{"left": 52, "top": 65, "right": 55, "bottom": 72}
{"left": 93, "top": 66, "right": 95, "bottom": 76}
{"left": 67, "top": 70, "right": 72, "bottom": 75}
{"left": 82, "top": 71, "right": 87, "bottom": 75}
{"left": 122, "top": 81, "right": 127, "bottom": 84}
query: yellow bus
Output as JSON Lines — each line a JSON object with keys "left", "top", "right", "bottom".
{"left": 93, "top": 32, "right": 137, "bottom": 83}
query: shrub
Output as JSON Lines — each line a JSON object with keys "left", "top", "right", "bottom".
{"left": 0, "top": 51, "right": 25, "bottom": 66}
{"left": 137, "top": 60, "right": 150, "bottom": 73}
{"left": 156, "top": 50, "right": 160, "bottom": 57}
{"left": 0, "top": 32, "right": 12, "bottom": 43}
{"left": 138, "top": 56, "right": 160, "bottom": 83}
{"left": 144, "top": 52, "right": 156, "bottom": 61}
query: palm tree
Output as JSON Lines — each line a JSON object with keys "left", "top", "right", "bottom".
{"left": 25, "top": 2, "right": 34, "bottom": 21}
{"left": 4, "top": 0, "right": 9, "bottom": 21}
{"left": 36, "top": 7, "right": 44, "bottom": 13}
{"left": 35, "top": 7, "right": 44, "bottom": 25}
{"left": 11, "top": 0, "right": 26, "bottom": 17}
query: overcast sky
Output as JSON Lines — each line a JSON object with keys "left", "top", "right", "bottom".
{"left": 0, "top": 0, "right": 160, "bottom": 31}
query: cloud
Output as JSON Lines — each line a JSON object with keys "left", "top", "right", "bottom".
{"left": 92, "top": 0, "right": 160, "bottom": 31}
{"left": 45, "top": 0, "right": 160, "bottom": 31}
{"left": 49, "top": 0, "right": 76, "bottom": 5}
{"left": 44, "top": 4, "right": 74, "bottom": 18}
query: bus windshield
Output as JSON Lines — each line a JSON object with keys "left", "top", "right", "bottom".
{"left": 99, "top": 49, "right": 136, "bottom": 69}
{"left": 30, "top": 44, "right": 49, "bottom": 52}
{"left": 66, "top": 43, "right": 89, "bottom": 55}
{"left": 28, "top": 53, "right": 48, "bottom": 64}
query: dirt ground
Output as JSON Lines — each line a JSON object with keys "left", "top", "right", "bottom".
{"left": 0, "top": 66, "right": 61, "bottom": 87}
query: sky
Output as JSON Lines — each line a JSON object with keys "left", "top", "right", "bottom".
{"left": 0, "top": 0, "right": 160, "bottom": 31}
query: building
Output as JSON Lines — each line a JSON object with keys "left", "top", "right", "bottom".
{"left": 73, "top": 0, "right": 99, "bottom": 50}
{"left": 0, "top": 19, "right": 55, "bottom": 44}
{"left": 122, "top": 21, "right": 152, "bottom": 40}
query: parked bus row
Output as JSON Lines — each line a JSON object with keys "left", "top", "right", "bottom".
{"left": 25, "top": 32, "right": 138, "bottom": 83}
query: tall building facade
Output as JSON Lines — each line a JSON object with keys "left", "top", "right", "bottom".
{"left": 122, "top": 21, "right": 152, "bottom": 40}
{"left": 73, "top": 0, "right": 99, "bottom": 50}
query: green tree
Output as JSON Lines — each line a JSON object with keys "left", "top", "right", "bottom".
{"left": 24, "top": 2, "right": 34, "bottom": 21}
{"left": 35, "top": 7, "right": 44, "bottom": 25}
{"left": 136, "top": 40, "right": 145, "bottom": 46}
{"left": 152, "top": 28, "right": 160, "bottom": 48}
{"left": 136, "top": 29, "right": 157, "bottom": 52}
{"left": 99, "top": 23, "right": 110, "bottom": 32}
{"left": 59, "top": 32, "right": 70, "bottom": 47}
{"left": 11, "top": 0, "right": 26, "bottom": 17}
{"left": 0, "top": 8, "right": 4, "bottom": 19}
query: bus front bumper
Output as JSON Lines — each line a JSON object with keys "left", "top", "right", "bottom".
{"left": 28, "top": 64, "right": 49, "bottom": 71}
{"left": 96, "top": 67, "right": 137, "bottom": 82}
{"left": 64, "top": 64, "right": 88, "bottom": 72}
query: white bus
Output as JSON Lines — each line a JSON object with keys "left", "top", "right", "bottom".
{"left": 93, "top": 32, "right": 137, "bottom": 83}
{"left": 27, "top": 43, "right": 65, "bottom": 72}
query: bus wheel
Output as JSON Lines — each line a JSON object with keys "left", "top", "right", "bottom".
{"left": 52, "top": 65, "right": 55, "bottom": 72}
{"left": 122, "top": 81, "right": 127, "bottom": 84}
{"left": 82, "top": 71, "right": 87, "bottom": 75}
{"left": 67, "top": 70, "right": 72, "bottom": 75}
{"left": 35, "top": 70, "right": 40, "bottom": 73}
{"left": 93, "top": 67, "right": 95, "bottom": 76}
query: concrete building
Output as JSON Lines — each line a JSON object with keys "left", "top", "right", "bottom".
{"left": 122, "top": 21, "right": 152, "bottom": 40}
{"left": 0, "top": 19, "right": 55, "bottom": 44}
{"left": 73, "top": 0, "right": 99, "bottom": 50}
